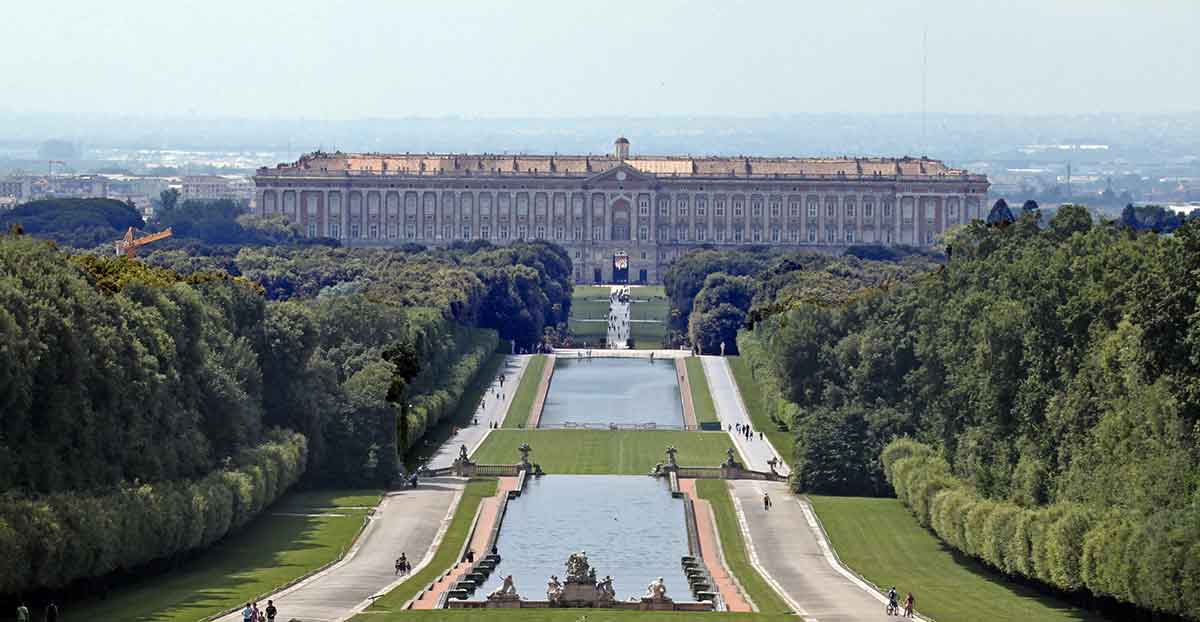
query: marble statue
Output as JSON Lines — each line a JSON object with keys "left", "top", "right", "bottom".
{"left": 645, "top": 576, "right": 668, "bottom": 600}
{"left": 458, "top": 444, "right": 469, "bottom": 462}
{"left": 665, "top": 446, "right": 678, "bottom": 467}
{"left": 546, "top": 575, "right": 563, "bottom": 601}
{"left": 722, "top": 447, "right": 741, "bottom": 468}
{"left": 488, "top": 574, "right": 519, "bottom": 600}
{"left": 565, "top": 551, "right": 591, "bottom": 582}
{"left": 518, "top": 443, "right": 532, "bottom": 466}
{"left": 597, "top": 575, "right": 616, "bottom": 601}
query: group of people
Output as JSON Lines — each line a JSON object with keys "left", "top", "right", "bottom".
{"left": 886, "top": 586, "right": 916, "bottom": 617}
{"left": 394, "top": 552, "right": 411, "bottom": 575}
{"left": 14, "top": 602, "right": 55, "bottom": 622}
{"left": 731, "top": 421, "right": 761, "bottom": 441}
{"left": 240, "top": 600, "right": 277, "bottom": 622}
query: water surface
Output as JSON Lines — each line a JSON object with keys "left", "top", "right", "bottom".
{"left": 541, "top": 358, "right": 683, "bottom": 426}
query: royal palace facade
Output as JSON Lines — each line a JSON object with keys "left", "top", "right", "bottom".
{"left": 254, "top": 138, "right": 989, "bottom": 284}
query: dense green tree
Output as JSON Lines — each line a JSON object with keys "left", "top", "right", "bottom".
{"left": 986, "top": 198, "right": 1014, "bottom": 225}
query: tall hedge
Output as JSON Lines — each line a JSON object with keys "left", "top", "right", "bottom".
{"left": 882, "top": 438, "right": 1200, "bottom": 620}
{"left": 0, "top": 430, "right": 306, "bottom": 595}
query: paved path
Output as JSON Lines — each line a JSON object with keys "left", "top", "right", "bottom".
{"left": 607, "top": 285, "right": 630, "bottom": 347}
{"left": 729, "top": 481, "right": 889, "bottom": 622}
{"left": 427, "top": 355, "right": 529, "bottom": 470}
{"left": 678, "top": 479, "right": 752, "bottom": 612}
{"left": 701, "top": 356, "right": 791, "bottom": 476}
{"left": 216, "top": 478, "right": 464, "bottom": 622}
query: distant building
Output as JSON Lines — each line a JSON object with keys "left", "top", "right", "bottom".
{"left": 181, "top": 175, "right": 254, "bottom": 204}
{"left": 254, "top": 138, "right": 989, "bottom": 283}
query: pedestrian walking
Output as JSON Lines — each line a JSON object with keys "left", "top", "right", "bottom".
{"left": 904, "top": 592, "right": 915, "bottom": 617}
{"left": 759, "top": 431, "right": 764, "bottom": 440}
{"left": 763, "top": 492, "right": 772, "bottom": 510}
{"left": 45, "top": 603, "right": 59, "bottom": 622}
{"left": 265, "top": 600, "right": 278, "bottom": 622}
{"left": 15, "top": 603, "right": 29, "bottom": 622}
{"left": 242, "top": 603, "right": 254, "bottom": 622}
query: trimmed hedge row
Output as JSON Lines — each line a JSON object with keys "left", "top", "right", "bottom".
{"left": 404, "top": 328, "right": 499, "bottom": 448}
{"left": 0, "top": 430, "right": 307, "bottom": 595}
{"left": 882, "top": 438, "right": 1200, "bottom": 620}
{"left": 735, "top": 332, "right": 802, "bottom": 434}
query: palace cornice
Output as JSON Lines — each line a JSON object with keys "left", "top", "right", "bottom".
{"left": 253, "top": 171, "right": 989, "bottom": 186}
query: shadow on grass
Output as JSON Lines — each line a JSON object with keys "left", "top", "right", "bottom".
{"left": 68, "top": 505, "right": 364, "bottom": 622}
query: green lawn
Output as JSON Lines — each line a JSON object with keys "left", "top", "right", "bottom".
{"left": 632, "top": 284, "right": 666, "bottom": 298}
{"left": 409, "top": 353, "right": 507, "bottom": 469}
{"left": 368, "top": 479, "right": 498, "bottom": 613}
{"left": 570, "top": 298, "right": 611, "bottom": 320}
{"left": 727, "top": 356, "right": 792, "bottom": 460}
{"left": 502, "top": 354, "right": 547, "bottom": 427}
{"left": 629, "top": 320, "right": 667, "bottom": 348}
{"left": 808, "top": 496, "right": 1109, "bottom": 622}
{"left": 567, "top": 319, "right": 608, "bottom": 345}
{"left": 572, "top": 285, "right": 612, "bottom": 298}
{"left": 70, "top": 489, "right": 380, "bottom": 622}
{"left": 471, "top": 429, "right": 735, "bottom": 474}
{"left": 696, "top": 480, "right": 794, "bottom": 615}
{"left": 630, "top": 299, "right": 669, "bottom": 322}
{"left": 685, "top": 356, "right": 719, "bottom": 426}
{"left": 355, "top": 608, "right": 794, "bottom": 622}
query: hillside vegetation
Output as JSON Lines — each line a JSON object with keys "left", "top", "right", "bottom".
{"left": 734, "top": 206, "right": 1200, "bottom": 619}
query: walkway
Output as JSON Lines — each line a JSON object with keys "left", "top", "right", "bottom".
{"left": 427, "top": 355, "right": 529, "bottom": 470}
{"left": 215, "top": 478, "right": 464, "bottom": 622}
{"left": 729, "top": 480, "right": 887, "bottom": 622}
{"left": 607, "top": 285, "right": 630, "bottom": 348}
{"left": 678, "top": 479, "right": 752, "bottom": 612}
{"left": 700, "top": 356, "right": 791, "bottom": 476}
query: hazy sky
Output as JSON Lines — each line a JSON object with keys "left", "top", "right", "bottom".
{"left": 3, "top": 0, "right": 1197, "bottom": 119}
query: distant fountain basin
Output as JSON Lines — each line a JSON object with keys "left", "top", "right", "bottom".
{"left": 474, "top": 475, "right": 690, "bottom": 601}
{"left": 540, "top": 358, "right": 683, "bottom": 427}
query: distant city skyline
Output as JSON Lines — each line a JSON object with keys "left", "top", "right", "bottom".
{"left": 2, "top": 0, "right": 1197, "bottom": 119}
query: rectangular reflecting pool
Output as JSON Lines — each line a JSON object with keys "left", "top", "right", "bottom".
{"left": 475, "top": 475, "right": 690, "bottom": 601}
{"left": 541, "top": 357, "right": 684, "bottom": 427}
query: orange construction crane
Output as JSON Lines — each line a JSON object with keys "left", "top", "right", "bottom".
{"left": 114, "top": 227, "right": 172, "bottom": 258}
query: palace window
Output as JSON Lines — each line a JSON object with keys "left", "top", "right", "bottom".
{"left": 715, "top": 200, "right": 726, "bottom": 216}
{"left": 733, "top": 228, "right": 743, "bottom": 243}
{"left": 592, "top": 228, "right": 602, "bottom": 241}
{"left": 535, "top": 225, "right": 544, "bottom": 239}
{"left": 826, "top": 202, "right": 836, "bottom": 218}
{"left": 696, "top": 198, "right": 706, "bottom": 216}
{"left": 808, "top": 227, "right": 817, "bottom": 242}
{"left": 733, "top": 201, "right": 744, "bottom": 217}
{"left": 789, "top": 229, "right": 800, "bottom": 242}
{"left": 678, "top": 198, "right": 689, "bottom": 216}
{"left": 769, "top": 199, "right": 781, "bottom": 217}
{"left": 639, "top": 226, "right": 648, "bottom": 240}
{"left": 770, "top": 227, "right": 780, "bottom": 242}
{"left": 826, "top": 227, "right": 835, "bottom": 242}
{"left": 658, "top": 199, "right": 669, "bottom": 216}
{"left": 329, "top": 222, "right": 340, "bottom": 238}
{"left": 443, "top": 225, "right": 452, "bottom": 239}
{"left": 716, "top": 228, "right": 726, "bottom": 242}
{"left": 789, "top": 201, "right": 800, "bottom": 217}
{"left": 350, "top": 223, "right": 360, "bottom": 238}
{"left": 926, "top": 230, "right": 935, "bottom": 244}
{"left": 808, "top": 203, "right": 817, "bottom": 219}
{"left": 388, "top": 224, "right": 398, "bottom": 238}
{"left": 574, "top": 227, "right": 582, "bottom": 240}
{"left": 846, "top": 230, "right": 855, "bottom": 243}
{"left": 369, "top": 224, "right": 380, "bottom": 239}
{"left": 462, "top": 224, "right": 472, "bottom": 239}
{"left": 752, "top": 229, "right": 762, "bottom": 243}
{"left": 515, "top": 225, "right": 526, "bottom": 239}
{"left": 556, "top": 227, "right": 565, "bottom": 240}
{"left": 425, "top": 226, "right": 434, "bottom": 239}
{"left": 307, "top": 223, "right": 317, "bottom": 238}
{"left": 677, "top": 226, "right": 688, "bottom": 242}
{"left": 846, "top": 203, "right": 856, "bottom": 218}
{"left": 500, "top": 227, "right": 510, "bottom": 240}
{"left": 481, "top": 225, "right": 491, "bottom": 239}
{"left": 696, "top": 226, "right": 706, "bottom": 241}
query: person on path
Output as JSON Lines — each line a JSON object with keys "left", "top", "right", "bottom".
{"left": 904, "top": 592, "right": 915, "bottom": 617}
{"left": 252, "top": 602, "right": 261, "bottom": 622}
{"left": 265, "top": 600, "right": 278, "bottom": 622}
{"left": 886, "top": 587, "right": 898, "bottom": 615}
{"left": 763, "top": 492, "right": 772, "bottom": 510}
{"left": 15, "top": 603, "right": 29, "bottom": 622}
{"left": 45, "top": 603, "right": 59, "bottom": 622}
{"left": 242, "top": 603, "right": 253, "bottom": 622}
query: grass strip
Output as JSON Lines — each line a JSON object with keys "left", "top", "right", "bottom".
{"left": 726, "top": 356, "right": 792, "bottom": 460}
{"left": 69, "top": 490, "right": 380, "bottom": 622}
{"left": 695, "top": 480, "right": 794, "bottom": 615}
{"left": 368, "top": 479, "right": 499, "bottom": 612}
{"left": 686, "top": 357, "right": 720, "bottom": 425}
{"left": 808, "top": 496, "right": 1108, "bottom": 622}
{"left": 501, "top": 354, "right": 547, "bottom": 428}
{"left": 472, "top": 429, "right": 734, "bottom": 474}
